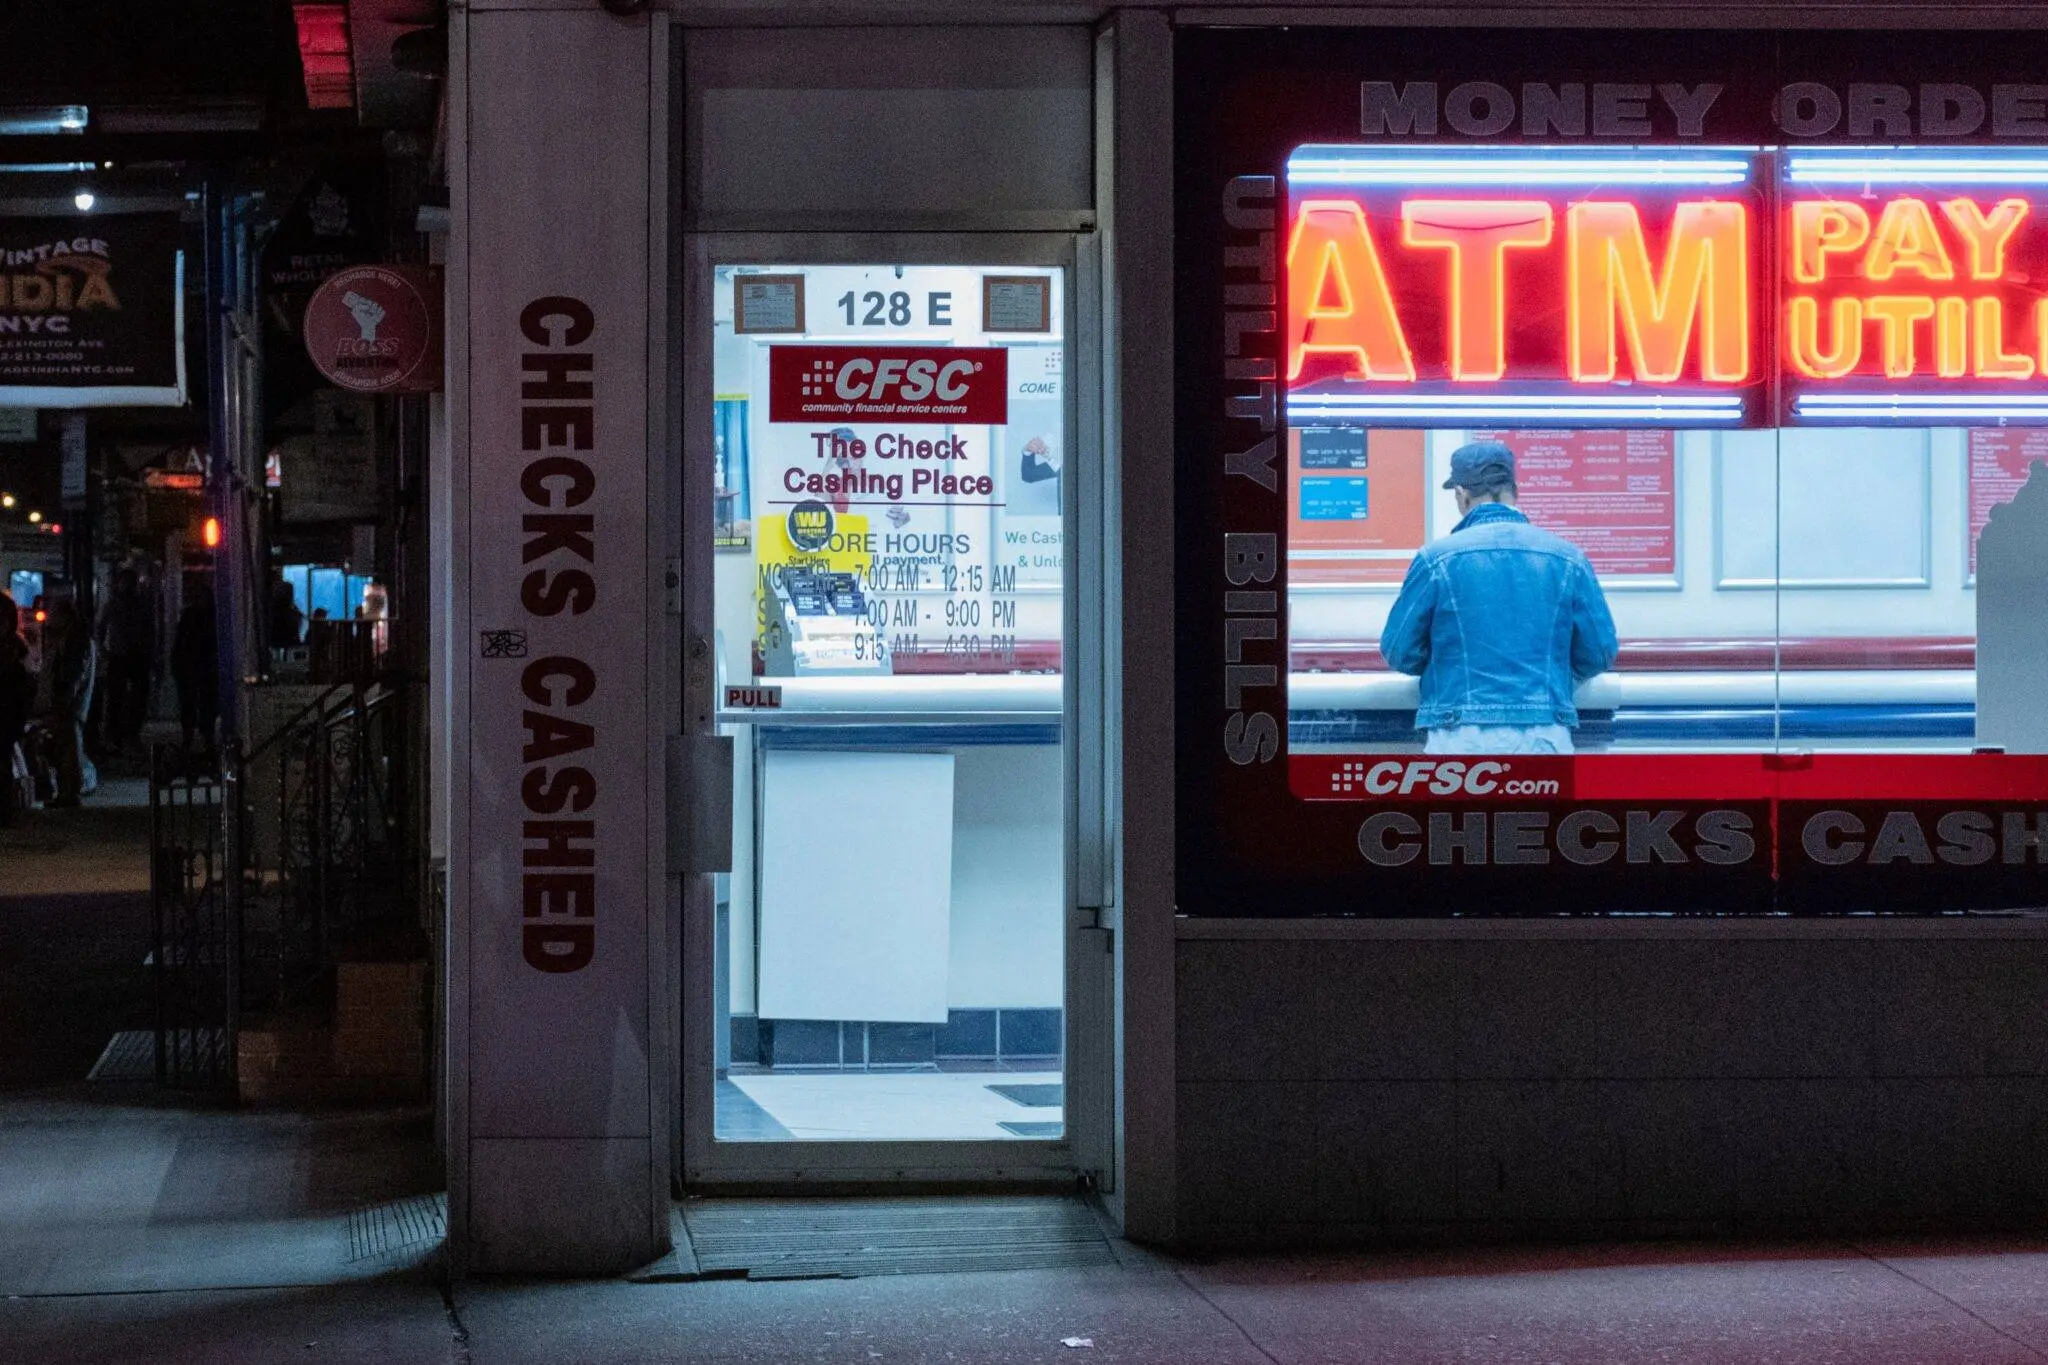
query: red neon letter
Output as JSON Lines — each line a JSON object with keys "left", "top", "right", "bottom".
{"left": 1864, "top": 198, "right": 1956, "bottom": 282}
{"left": 1865, "top": 295, "right": 1937, "bottom": 377}
{"left": 1975, "top": 297, "right": 2036, "bottom": 379}
{"left": 1941, "top": 198, "right": 2030, "bottom": 281}
{"left": 1789, "top": 201, "right": 1870, "bottom": 284}
{"left": 1785, "top": 296, "right": 1862, "bottom": 379}
{"left": 1936, "top": 297, "right": 1970, "bottom": 378}
{"left": 1568, "top": 200, "right": 1751, "bottom": 384}
{"left": 1285, "top": 200, "right": 1416, "bottom": 382}
{"left": 1400, "top": 200, "right": 1554, "bottom": 381}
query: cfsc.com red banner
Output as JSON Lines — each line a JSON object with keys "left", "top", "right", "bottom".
{"left": 1292, "top": 752, "right": 2048, "bottom": 803}
{"left": 768, "top": 345, "right": 1008, "bottom": 424}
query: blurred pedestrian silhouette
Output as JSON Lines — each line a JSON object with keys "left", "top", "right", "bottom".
{"left": 171, "top": 582, "right": 220, "bottom": 763}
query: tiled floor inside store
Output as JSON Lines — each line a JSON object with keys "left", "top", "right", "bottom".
{"left": 720, "top": 1071, "right": 1064, "bottom": 1141}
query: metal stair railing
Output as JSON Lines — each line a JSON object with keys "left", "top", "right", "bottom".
{"left": 146, "top": 666, "right": 414, "bottom": 1093}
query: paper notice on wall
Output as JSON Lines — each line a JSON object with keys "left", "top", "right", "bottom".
{"left": 59, "top": 414, "right": 87, "bottom": 505}
{"left": 983, "top": 275, "right": 1051, "bottom": 333}
{"left": 1968, "top": 428, "right": 2048, "bottom": 577}
{"left": 1287, "top": 427, "right": 1427, "bottom": 585}
{"left": 280, "top": 391, "right": 379, "bottom": 522}
{"left": 1475, "top": 429, "right": 1678, "bottom": 579}
{"left": 996, "top": 344, "right": 1064, "bottom": 588}
{"left": 735, "top": 274, "right": 804, "bottom": 334}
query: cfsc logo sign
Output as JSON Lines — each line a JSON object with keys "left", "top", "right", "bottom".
{"left": 1319, "top": 758, "right": 1572, "bottom": 800}
{"left": 769, "top": 345, "right": 1008, "bottom": 424}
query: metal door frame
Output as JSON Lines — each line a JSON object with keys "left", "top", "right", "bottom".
{"left": 679, "top": 231, "right": 1110, "bottom": 1186}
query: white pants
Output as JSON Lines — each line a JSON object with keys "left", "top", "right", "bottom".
{"left": 1425, "top": 723, "right": 1573, "bottom": 755}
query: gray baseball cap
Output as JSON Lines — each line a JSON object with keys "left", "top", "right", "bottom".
{"left": 1443, "top": 439, "right": 1517, "bottom": 491}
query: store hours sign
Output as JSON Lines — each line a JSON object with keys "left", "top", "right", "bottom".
{"left": 0, "top": 214, "right": 186, "bottom": 408}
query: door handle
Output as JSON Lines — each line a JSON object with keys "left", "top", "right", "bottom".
{"left": 667, "top": 732, "right": 734, "bottom": 876}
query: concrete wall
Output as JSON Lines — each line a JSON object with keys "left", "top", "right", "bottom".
{"left": 447, "top": 3, "right": 673, "bottom": 1274}
{"left": 1174, "top": 926, "right": 2048, "bottom": 1247}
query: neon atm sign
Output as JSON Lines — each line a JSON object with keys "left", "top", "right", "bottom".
{"left": 1285, "top": 145, "right": 1766, "bottom": 426}
{"left": 1784, "top": 149, "right": 2048, "bottom": 423}
{"left": 1284, "top": 144, "right": 2048, "bottom": 427}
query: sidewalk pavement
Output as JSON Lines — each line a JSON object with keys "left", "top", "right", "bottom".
{"left": 0, "top": 776, "right": 154, "bottom": 1089}
{"left": 4, "top": 1090, "right": 2048, "bottom": 1365}
{"left": 0, "top": 774, "right": 153, "bottom": 897}
{"left": 7, "top": 1232, "right": 2048, "bottom": 1363}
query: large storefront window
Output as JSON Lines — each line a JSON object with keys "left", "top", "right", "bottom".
{"left": 709, "top": 263, "right": 1067, "bottom": 1139}
{"left": 1177, "top": 28, "right": 2048, "bottom": 916}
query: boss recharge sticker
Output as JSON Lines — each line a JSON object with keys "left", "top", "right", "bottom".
{"left": 769, "top": 345, "right": 1008, "bottom": 424}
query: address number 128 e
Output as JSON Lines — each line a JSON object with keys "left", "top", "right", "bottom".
{"left": 837, "top": 290, "right": 954, "bottom": 328}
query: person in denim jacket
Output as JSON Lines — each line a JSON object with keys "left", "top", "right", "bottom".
{"left": 1381, "top": 440, "right": 1618, "bottom": 755}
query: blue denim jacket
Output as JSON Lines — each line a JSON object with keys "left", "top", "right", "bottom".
{"left": 1380, "top": 503, "right": 1619, "bottom": 729}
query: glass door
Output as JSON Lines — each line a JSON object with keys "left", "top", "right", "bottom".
{"left": 682, "top": 238, "right": 1083, "bottom": 1181}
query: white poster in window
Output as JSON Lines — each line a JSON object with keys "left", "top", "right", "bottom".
{"left": 995, "top": 344, "right": 1063, "bottom": 591}
{"left": 722, "top": 264, "right": 1066, "bottom": 676}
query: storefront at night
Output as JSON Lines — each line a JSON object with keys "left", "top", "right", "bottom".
{"left": 440, "top": 3, "right": 2048, "bottom": 1272}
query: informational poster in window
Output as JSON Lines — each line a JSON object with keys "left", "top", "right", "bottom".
{"left": 1471, "top": 429, "right": 1679, "bottom": 581}
{"left": 995, "top": 343, "right": 1064, "bottom": 589}
{"left": 1287, "top": 427, "right": 1427, "bottom": 585}
{"left": 714, "top": 264, "right": 1065, "bottom": 678}
{"left": 1968, "top": 428, "right": 2048, "bottom": 578}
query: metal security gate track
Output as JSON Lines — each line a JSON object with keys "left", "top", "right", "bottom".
{"left": 348, "top": 1192, "right": 447, "bottom": 1263}
{"left": 680, "top": 1196, "right": 1115, "bottom": 1280}
{"left": 87, "top": 1028, "right": 228, "bottom": 1083}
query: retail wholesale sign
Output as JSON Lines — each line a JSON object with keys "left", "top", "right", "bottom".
{"left": 303, "top": 264, "right": 442, "bottom": 394}
{"left": 0, "top": 214, "right": 185, "bottom": 408}
{"left": 768, "top": 345, "right": 1007, "bottom": 424}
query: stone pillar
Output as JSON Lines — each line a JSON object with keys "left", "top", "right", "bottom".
{"left": 446, "top": 1, "right": 672, "bottom": 1274}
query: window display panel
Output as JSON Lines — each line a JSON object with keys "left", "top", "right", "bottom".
{"left": 1748, "top": 427, "right": 1970, "bottom": 754}
{"left": 1288, "top": 423, "right": 2016, "bottom": 766}
{"left": 1274, "top": 139, "right": 2048, "bottom": 895}
{"left": 1272, "top": 151, "right": 2048, "bottom": 888}
{"left": 1282, "top": 142, "right": 1779, "bottom": 775}
{"left": 1177, "top": 25, "right": 2048, "bottom": 917}
{"left": 710, "top": 264, "right": 1065, "bottom": 1142}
